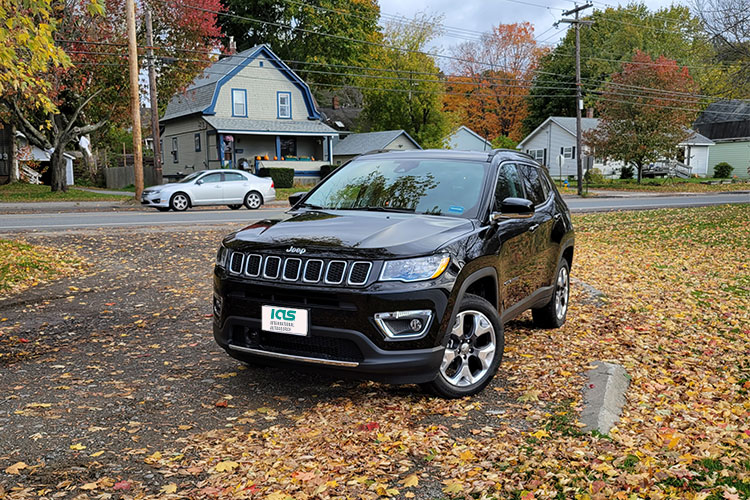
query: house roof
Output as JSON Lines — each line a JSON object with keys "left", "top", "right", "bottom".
{"left": 694, "top": 99, "right": 750, "bottom": 125}
{"left": 333, "top": 130, "right": 421, "bottom": 156}
{"left": 517, "top": 116, "right": 601, "bottom": 148}
{"left": 161, "top": 45, "right": 321, "bottom": 122}
{"left": 203, "top": 116, "right": 338, "bottom": 136}
{"left": 319, "top": 106, "right": 362, "bottom": 131}
{"left": 679, "top": 130, "right": 714, "bottom": 146}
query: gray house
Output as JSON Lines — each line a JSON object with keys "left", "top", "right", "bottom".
{"left": 446, "top": 126, "right": 492, "bottom": 152}
{"left": 160, "top": 45, "right": 338, "bottom": 179}
{"left": 332, "top": 130, "right": 421, "bottom": 165}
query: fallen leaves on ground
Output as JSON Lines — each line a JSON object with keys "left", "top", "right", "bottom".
{"left": 0, "top": 239, "right": 82, "bottom": 296}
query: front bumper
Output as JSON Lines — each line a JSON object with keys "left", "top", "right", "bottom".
{"left": 141, "top": 191, "right": 168, "bottom": 207}
{"left": 213, "top": 272, "right": 452, "bottom": 384}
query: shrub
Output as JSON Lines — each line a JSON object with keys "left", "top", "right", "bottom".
{"left": 319, "top": 165, "right": 338, "bottom": 178}
{"left": 258, "top": 167, "right": 295, "bottom": 188}
{"left": 584, "top": 167, "right": 606, "bottom": 184}
{"left": 714, "top": 162, "right": 733, "bottom": 178}
{"left": 620, "top": 165, "right": 635, "bottom": 179}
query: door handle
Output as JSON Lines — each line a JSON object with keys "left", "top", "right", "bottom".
{"left": 553, "top": 213, "right": 562, "bottom": 221}
{"left": 529, "top": 224, "right": 539, "bottom": 233}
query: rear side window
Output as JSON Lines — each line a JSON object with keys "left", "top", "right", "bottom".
{"left": 519, "top": 165, "right": 547, "bottom": 206}
{"left": 495, "top": 163, "right": 524, "bottom": 208}
{"left": 224, "top": 172, "right": 246, "bottom": 182}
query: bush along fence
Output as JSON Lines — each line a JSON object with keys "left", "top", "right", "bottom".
{"left": 257, "top": 167, "right": 295, "bottom": 188}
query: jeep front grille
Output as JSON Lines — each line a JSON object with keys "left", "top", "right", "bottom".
{"left": 226, "top": 252, "right": 372, "bottom": 287}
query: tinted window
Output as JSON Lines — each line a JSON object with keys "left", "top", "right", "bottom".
{"left": 519, "top": 165, "right": 546, "bottom": 206}
{"left": 224, "top": 172, "right": 246, "bottom": 182}
{"left": 495, "top": 163, "right": 524, "bottom": 208}
{"left": 200, "top": 173, "right": 223, "bottom": 184}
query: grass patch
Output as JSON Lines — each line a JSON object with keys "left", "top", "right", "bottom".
{"left": 0, "top": 183, "right": 130, "bottom": 202}
{"left": 553, "top": 177, "right": 750, "bottom": 193}
{"left": 275, "top": 183, "right": 310, "bottom": 202}
{"left": 0, "top": 239, "right": 82, "bottom": 295}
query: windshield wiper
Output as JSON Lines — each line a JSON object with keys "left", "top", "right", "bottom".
{"left": 297, "top": 202, "right": 326, "bottom": 209}
{"left": 343, "top": 206, "right": 416, "bottom": 213}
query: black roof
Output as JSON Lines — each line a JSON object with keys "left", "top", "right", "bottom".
{"left": 694, "top": 99, "right": 750, "bottom": 140}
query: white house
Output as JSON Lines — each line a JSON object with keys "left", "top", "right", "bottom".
{"left": 517, "top": 116, "right": 713, "bottom": 178}
{"left": 446, "top": 126, "right": 492, "bottom": 151}
{"left": 332, "top": 130, "right": 421, "bottom": 165}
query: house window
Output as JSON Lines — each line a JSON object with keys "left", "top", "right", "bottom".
{"left": 231, "top": 89, "right": 247, "bottom": 117}
{"left": 527, "top": 149, "right": 545, "bottom": 163}
{"left": 562, "top": 146, "right": 575, "bottom": 159}
{"left": 277, "top": 92, "right": 291, "bottom": 119}
{"left": 194, "top": 133, "right": 201, "bottom": 152}
{"left": 280, "top": 137, "right": 297, "bottom": 158}
{"left": 171, "top": 137, "right": 178, "bottom": 163}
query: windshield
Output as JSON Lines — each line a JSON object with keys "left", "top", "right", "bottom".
{"left": 302, "top": 158, "right": 488, "bottom": 218}
{"left": 178, "top": 172, "right": 203, "bottom": 183}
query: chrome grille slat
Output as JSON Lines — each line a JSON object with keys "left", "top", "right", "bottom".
{"left": 263, "top": 256, "right": 281, "bottom": 279}
{"left": 227, "top": 253, "right": 371, "bottom": 286}
{"left": 283, "top": 258, "right": 302, "bottom": 281}
{"left": 347, "top": 261, "right": 372, "bottom": 285}
{"left": 325, "top": 260, "right": 347, "bottom": 284}
{"left": 244, "top": 254, "right": 262, "bottom": 277}
{"left": 303, "top": 259, "right": 324, "bottom": 283}
{"left": 229, "top": 252, "right": 245, "bottom": 275}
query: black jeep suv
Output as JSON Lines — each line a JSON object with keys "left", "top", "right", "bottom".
{"left": 213, "top": 149, "right": 574, "bottom": 398}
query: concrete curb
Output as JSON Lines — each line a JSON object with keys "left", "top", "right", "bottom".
{"left": 571, "top": 277, "right": 607, "bottom": 307}
{"left": 580, "top": 361, "right": 629, "bottom": 435}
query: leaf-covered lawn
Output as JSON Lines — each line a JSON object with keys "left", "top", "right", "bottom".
{"left": 0, "top": 183, "right": 130, "bottom": 202}
{"left": 142, "top": 205, "right": 748, "bottom": 500}
{"left": 0, "top": 239, "right": 82, "bottom": 295}
{"left": 583, "top": 178, "right": 750, "bottom": 193}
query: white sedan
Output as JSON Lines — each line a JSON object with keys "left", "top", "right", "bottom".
{"left": 141, "top": 169, "right": 276, "bottom": 212}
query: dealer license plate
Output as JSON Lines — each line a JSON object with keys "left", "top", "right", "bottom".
{"left": 261, "top": 305, "right": 308, "bottom": 336}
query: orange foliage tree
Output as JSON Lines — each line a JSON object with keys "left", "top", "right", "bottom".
{"left": 445, "top": 23, "right": 546, "bottom": 143}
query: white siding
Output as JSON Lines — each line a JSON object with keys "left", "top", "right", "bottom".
{"left": 684, "top": 145, "right": 711, "bottom": 177}
{"left": 385, "top": 135, "right": 420, "bottom": 152}
{"left": 448, "top": 129, "right": 491, "bottom": 151}
{"left": 212, "top": 55, "right": 311, "bottom": 121}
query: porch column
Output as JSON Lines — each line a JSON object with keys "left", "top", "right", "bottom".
{"left": 327, "top": 136, "right": 333, "bottom": 163}
{"left": 218, "top": 133, "right": 225, "bottom": 168}
{"left": 275, "top": 135, "right": 281, "bottom": 160}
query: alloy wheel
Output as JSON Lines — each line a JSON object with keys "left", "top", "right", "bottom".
{"left": 245, "top": 192, "right": 262, "bottom": 209}
{"left": 555, "top": 265, "right": 569, "bottom": 320}
{"left": 171, "top": 194, "right": 189, "bottom": 211}
{"left": 439, "top": 310, "right": 496, "bottom": 387}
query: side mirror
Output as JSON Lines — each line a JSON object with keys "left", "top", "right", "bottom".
{"left": 491, "top": 197, "right": 535, "bottom": 221}
{"left": 288, "top": 191, "right": 309, "bottom": 207}
{"left": 195, "top": 179, "right": 204, "bottom": 185}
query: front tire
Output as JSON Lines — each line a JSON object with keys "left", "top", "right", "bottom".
{"left": 532, "top": 259, "right": 570, "bottom": 329}
{"left": 424, "top": 294, "right": 504, "bottom": 399}
{"left": 170, "top": 192, "right": 190, "bottom": 212}
{"left": 227, "top": 204, "right": 242, "bottom": 210}
{"left": 156, "top": 207, "right": 170, "bottom": 212}
{"left": 244, "top": 191, "right": 263, "bottom": 210}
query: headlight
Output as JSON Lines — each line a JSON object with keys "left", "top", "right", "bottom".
{"left": 216, "top": 245, "right": 229, "bottom": 267}
{"left": 379, "top": 254, "right": 450, "bottom": 282}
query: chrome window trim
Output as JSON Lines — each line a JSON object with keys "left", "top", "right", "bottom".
{"left": 244, "top": 254, "right": 263, "bottom": 277}
{"left": 228, "top": 251, "right": 245, "bottom": 275}
{"left": 324, "top": 260, "right": 347, "bottom": 285}
{"left": 302, "top": 259, "right": 324, "bottom": 283}
{"left": 263, "top": 256, "right": 282, "bottom": 279}
{"left": 282, "top": 257, "right": 302, "bottom": 281}
{"left": 347, "top": 261, "right": 372, "bottom": 286}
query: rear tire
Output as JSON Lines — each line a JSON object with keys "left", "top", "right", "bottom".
{"left": 170, "top": 192, "right": 190, "bottom": 212}
{"left": 244, "top": 191, "right": 263, "bottom": 210}
{"left": 156, "top": 207, "right": 170, "bottom": 212}
{"left": 532, "top": 259, "right": 570, "bottom": 329}
{"left": 423, "top": 294, "right": 504, "bottom": 399}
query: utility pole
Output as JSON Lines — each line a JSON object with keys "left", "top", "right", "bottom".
{"left": 558, "top": 3, "right": 593, "bottom": 196}
{"left": 145, "top": 8, "right": 162, "bottom": 185}
{"left": 126, "top": 0, "right": 144, "bottom": 199}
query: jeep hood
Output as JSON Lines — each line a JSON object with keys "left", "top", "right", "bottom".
{"left": 227, "top": 210, "right": 476, "bottom": 258}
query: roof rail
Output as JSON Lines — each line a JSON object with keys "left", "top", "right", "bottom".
{"left": 488, "top": 148, "right": 534, "bottom": 161}
{"left": 359, "top": 149, "right": 393, "bottom": 157}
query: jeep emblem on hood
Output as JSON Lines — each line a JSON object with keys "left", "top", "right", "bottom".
{"left": 285, "top": 246, "right": 306, "bottom": 255}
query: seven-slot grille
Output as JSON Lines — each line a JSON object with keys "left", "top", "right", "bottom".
{"left": 227, "top": 251, "right": 373, "bottom": 286}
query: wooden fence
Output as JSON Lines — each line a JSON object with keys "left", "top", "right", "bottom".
{"left": 105, "top": 163, "right": 159, "bottom": 189}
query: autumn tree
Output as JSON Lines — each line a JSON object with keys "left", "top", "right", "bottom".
{"left": 585, "top": 51, "right": 698, "bottom": 183}
{"left": 445, "top": 23, "right": 544, "bottom": 143}
{"left": 358, "top": 14, "right": 455, "bottom": 148}
{"left": 524, "top": 4, "right": 714, "bottom": 135}
{"left": 2, "top": 0, "right": 222, "bottom": 192}
{"left": 219, "top": 0, "right": 381, "bottom": 88}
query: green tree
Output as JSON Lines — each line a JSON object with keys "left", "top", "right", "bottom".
{"left": 584, "top": 51, "right": 698, "bottom": 183}
{"left": 219, "top": 0, "right": 381, "bottom": 87}
{"left": 524, "top": 3, "right": 714, "bottom": 135}
{"left": 358, "top": 14, "right": 454, "bottom": 148}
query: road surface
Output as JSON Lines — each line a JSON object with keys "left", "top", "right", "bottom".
{"left": 0, "top": 192, "right": 747, "bottom": 232}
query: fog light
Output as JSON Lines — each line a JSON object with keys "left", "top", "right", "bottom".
{"left": 213, "top": 294, "right": 223, "bottom": 317}
{"left": 374, "top": 310, "right": 433, "bottom": 340}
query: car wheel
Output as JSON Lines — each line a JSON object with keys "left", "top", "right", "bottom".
{"left": 424, "top": 294, "right": 504, "bottom": 399}
{"left": 244, "top": 191, "right": 263, "bottom": 210}
{"left": 532, "top": 259, "right": 570, "bottom": 329}
{"left": 227, "top": 204, "right": 242, "bottom": 210}
{"left": 170, "top": 192, "right": 190, "bottom": 212}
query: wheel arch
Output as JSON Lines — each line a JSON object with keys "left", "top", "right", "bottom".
{"left": 440, "top": 267, "right": 499, "bottom": 347}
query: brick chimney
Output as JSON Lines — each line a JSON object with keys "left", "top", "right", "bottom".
{"left": 332, "top": 95, "right": 339, "bottom": 110}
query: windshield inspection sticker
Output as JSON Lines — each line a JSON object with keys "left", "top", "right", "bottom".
{"left": 448, "top": 206, "right": 464, "bottom": 214}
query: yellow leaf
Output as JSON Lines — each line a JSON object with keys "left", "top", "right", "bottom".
{"left": 459, "top": 449, "right": 476, "bottom": 461}
{"left": 145, "top": 451, "right": 162, "bottom": 464}
{"left": 265, "top": 493, "right": 291, "bottom": 500}
{"left": 667, "top": 435, "right": 681, "bottom": 450}
{"left": 531, "top": 429, "right": 550, "bottom": 439}
{"left": 27, "top": 402, "right": 51, "bottom": 408}
{"left": 70, "top": 443, "right": 86, "bottom": 450}
{"left": 403, "top": 474, "right": 419, "bottom": 487}
{"left": 5, "top": 461, "right": 27, "bottom": 474}
{"left": 80, "top": 482, "right": 98, "bottom": 490}
{"left": 216, "top": 372, "right": 237, "bottom": 378}
{"left": 161, "top": 483, "right": 177, "bottom": 494}
{"left": 405, "top": 493, "right": 415, "bottom": 499}
{"left": 386, "top": 488, "right": 400, "bottom": 496}
{"left": 90, "top": 451, "right": 105, "bottom": 457}
{"left": 443, "top": 481, "right": 463, "bottom": 495}
{"left": 214, "top": 460, "right": 239, "bottom": 472}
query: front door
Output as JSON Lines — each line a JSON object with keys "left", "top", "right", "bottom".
{"left": 192, "top": 172, "right": 224, "bottom": 204}
{"left": 518, "top": 164, "right": 556, "bottom": 291}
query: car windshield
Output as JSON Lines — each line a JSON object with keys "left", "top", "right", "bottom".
{"left": 178, "top": 172, "right": 203, "bottom": 183}
{"left": 302, "top": 158, "right": 488, "bottom": 218}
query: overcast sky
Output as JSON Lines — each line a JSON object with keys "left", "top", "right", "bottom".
{"left": 378, "top": 0, "right": 685, "bottom": 58}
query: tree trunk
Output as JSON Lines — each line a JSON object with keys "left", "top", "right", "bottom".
{"left": 636, "top": 162, "right": 643, "bottom": 184}
{"left": 9, "top": 125, "right": 19, "bottom": 183}
{"left": 50, "top": 148, "right": 68, "bottom": 192}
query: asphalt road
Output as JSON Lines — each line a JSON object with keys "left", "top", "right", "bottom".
{"left": 0, "top": 192, "right": 747, "bottom": 232}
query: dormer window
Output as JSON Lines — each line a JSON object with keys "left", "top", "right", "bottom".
{"left": 232, "top": 89, "right": 247, "bottom": 117}
{"left": 277, "top": 92, "right": 291, "bottom": 119}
